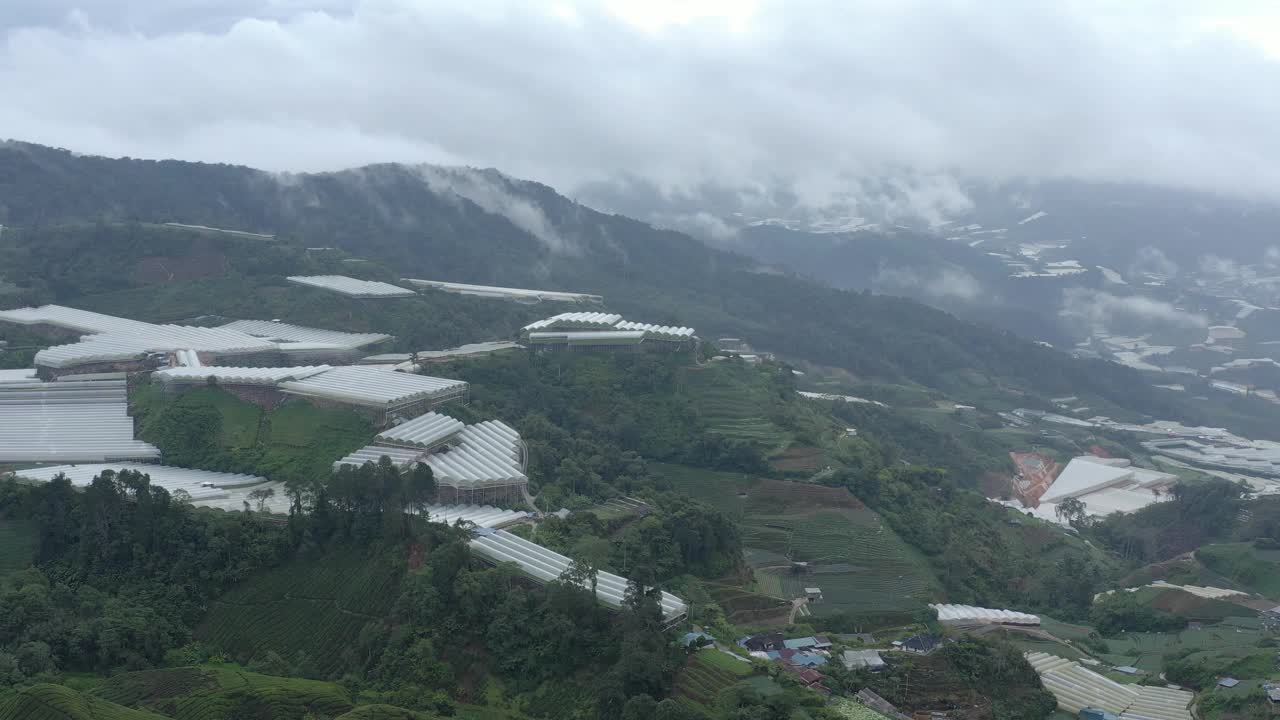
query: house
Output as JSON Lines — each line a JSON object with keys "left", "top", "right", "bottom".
{"left": 789, "top": 652, "right": 827, "bottom": 668}
{"left": 899, "top": 633, "right": 942, "bottom": 655}
{"left": 842, "top": 649, "right": 886, "bottom": 671}
{"left": 805, "top": 587, "right": 824, "bottom": 603}
{"left": 1265, "top": 683, "right": 1280, "bottom": 704}
{"left": 1218, "top": 677, "right": 1240, "bottom": 689}
{"left": 796, "top": 669, "right": 824, "bottom": 686}
{"left": 742, "top": 633, "right": 786, "bottom": 652}
{"left": 681, "top": 631, "right": 713, "bottom": 648}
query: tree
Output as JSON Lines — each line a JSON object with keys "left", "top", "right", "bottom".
{"left": 247, "top": 487, "right": 276, "bottom": 512}
{"left": 1055, "top": 497, "right": 1090, "bottom": 530}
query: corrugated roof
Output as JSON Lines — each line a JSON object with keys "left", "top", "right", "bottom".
{"left": 402, "top": 279, "right": 602, "bottom": 303}
{"left": 613, "top": 320, "right": 697, "bottom": 339}
{"left": 426, "top": 420, "right": 526, "bottom": 489}
{"left": 930, "top": 603, "right": 1041, "bottom": 626}
{"left": 286, "top": 275, "right": 417, "bottom": 298}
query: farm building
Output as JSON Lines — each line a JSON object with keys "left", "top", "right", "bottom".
{"left": 468, "top": 528, "right": 688, "bottom": 623}
{"left": 929, "top": 604, "right": 1041, "bottom": 626}
{"left": 285, "top": 275, "right": 417, "bottom": 298}
{"left": 841, "top": 649, "right": 885, "bottom": 671}
{"left": 334, "top": 413, "right": 527, "bottom": 505}
{"left": 521, "top": 312, "right": 697, "bottom": 352}
{"left": 277, "top": 366, "right": 468, "bottom": 423}
{"left": 1026, "top": 652, "right": 1193, "bottom": 720}
{"left": 0, "top": 305, "right": 400, "bottom": 377}
{"left": 895, "top": 634, "right": 942, "bottom": 655}
{"left": 402, "top": 278, "right": 602, "bottom": 304}
{"left": 0, "top": 377, "right": 159, "bottom": 463}
{"left": 1026, "top": 456, "right": 1179, "bottom": 524}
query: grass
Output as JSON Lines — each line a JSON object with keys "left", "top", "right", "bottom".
{"left": 0, "top": 517, "right": 37, "bottom": 580}
{"left": 671, "top": 649, "right": 759, "bottom": 712}
{"left": 1197, "top": 542, "right": 1280, "bottom": 596}
{"left": 194, "top": 549, "right": 404, "bottom": 675}
{"left": 0, "top": 684, "right": 167, "bottom": 720}
{"left": 138, "top": 385, "right": 264, "bottom": 450}
{"left": 660, "top": 462, "right": 940, "bottom": 619}
{"left": 680, "top": 363, "right": 830, "bottom": 456}
{"left": 95, "top": 667, "right": 353, "bottom": 719}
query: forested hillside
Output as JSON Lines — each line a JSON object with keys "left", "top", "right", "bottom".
{"left": 0, "top": 140, "right": 1235, "bottom": 428}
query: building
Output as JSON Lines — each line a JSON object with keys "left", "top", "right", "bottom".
{"left": 896, "top": 634, "right": 942, "bottom": 655}
{"left": 401, "top": 278, "right": 602, "bottom": 304}
{"left": 0, "top": 377, "right": 160, "bottom": 463}
{"left": 468, "top": 528, "right": 687, "bottom": 623}
{"left": 521, "top": 312, "right": 697, "bottom": 352}
{"left": 930, "top": 604, "right": 1040, "bottom": 626}
{"left": 841, "top": 649, "right": 886, "bottom": 671}
{"left": 1027, "top": 652, "right": 1193, "bottom": 720}
{"left": 805, "top": 587, "right": 824, "bottom": 604}
{"left": 286, "top": 275, "right": 417, "bottom": 298}
{"left": 1023, "top": 456, "right": 1180, "bottom": 524}
{"left": 334, "top": 412, "right": 527, "bottom": 505}
{"left": 1217, "top": 677, "right": 1240, "bottom": 689}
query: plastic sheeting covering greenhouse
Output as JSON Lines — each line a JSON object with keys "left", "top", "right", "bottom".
{"left": 155, "top": 365, "right": 333, "bottom": 385}
{"left": 613, "top": 321, "right": 697, "bottom": 340}
{"left": 522, "top": 312, "right": 623, "bottom": 331}
{"left": 219, "top": 320, "right": 391, "bottom": 349}
{"left": 930, "top": 604, "right": 1040, "bottom": 626}
{"left": 286, "top": 275, "right": 417, "bottom": 298}
{"left": 0, "top": 380, "right": 160, "bottom": 462}
{"left": 0, "top": 369, "right": 38, "bottom": 384}
{"left": 0, "top": 305, "right": 281, "bottom": 369}
{"left": 278, "top": 366, "right": 468, "bottom": 409}
{"left": 13, "top": 463, "right": 279, "bottom": 509}
{"left": 426, "top": 420, "right": 525, "bottom": 489}
{"left": 469, "top": 529, "right": 688, "bottom": 622}
{"left": 376, "top": 412, "right": 465, "bottom": 449}
{"left": 1027, "top": 652, "right": 1193, "bottom": 720}
{"left": 402, "top": 279, "right": 602, "bottom": 304}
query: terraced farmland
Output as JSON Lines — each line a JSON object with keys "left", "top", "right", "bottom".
{"left": 0, "top": 684, "right": 167, "bottom": 720}
{"left": 195, "top": 550, "right": 403, "bottom": 675}
{"left": 681, "top": 365, "right": 795, "bottom": 451}
{"left": 703, "top": 581, "right": 791, "bottom": 625}
{"left": 672, "top": 650, "right": 756, "bottom": 712}
{"left": 95, "top": 667, "right": 354, "bottom": 720}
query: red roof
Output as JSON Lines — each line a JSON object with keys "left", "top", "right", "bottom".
{"left": 798, "top": 669, "right": 823, "bottom": 685}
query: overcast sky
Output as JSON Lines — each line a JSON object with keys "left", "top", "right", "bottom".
{"left": 5, "top": 0, "right": 1280, "bottom": 202}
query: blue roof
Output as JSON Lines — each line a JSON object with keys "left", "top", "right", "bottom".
{"left": 765, "top": 651, "right": 781, "bottom": 660}
{"left": 784, "top": 637, "right": 818, "bottom": 649}
{"left": 681, "top": 632, "right": 713, "bottom": 647}
{"left": 1219, "top": 677, "right": 1240, "bottom": 687}
{"left": 790, "top": 653, "right": 827, "bottom": 667}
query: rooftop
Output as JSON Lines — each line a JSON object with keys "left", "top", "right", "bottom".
{"left": 278, "top": 366, "right": 467, "bottom": 409}
{"left": 285, "top": 275, "right": 417, "bottom": 298}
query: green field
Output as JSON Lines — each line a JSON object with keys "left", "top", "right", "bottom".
{"left": 1093, "top": 618, "right": 1270, "bottom": 675}
{"left": 0, "top": 517, "right": 36, "bottom": 580}
{"left": 671, "top": 649, "right": 759, "bottom": 712}
{"left": 133, "top": 384, "right": 373, "bottom": 482}
{"left": 0, "top": 683, "right": 167, "bottom": 720}
{"left": 660, "top": 462, "right": 940, "bottom": 619}
{"left": 95, "top": 667, "right": 353, "bottom": 720}
{"left": 1197, "top": 542, "right": 1280, "bottom": 596}
{"left": 195, "top": 550, "right": 404, "bottom": 675}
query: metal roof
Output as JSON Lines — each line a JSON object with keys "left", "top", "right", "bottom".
{"left": 376, "top": 411, "right": 465, "bottom": 449}
{"left": 0, "top": 380, "right": 160, "bottom": 462}
{"left": 468, "top": 529, "right": 687, "bottom": 621}
{"left": 278, "top": 366, "right": 467, "bottom": 408}
{"left": 154, "top": 365, "right": 333, "bottom": 385}
{"left": 219, "top": 319, "right": 391, "bottom": 349}
{"left": 286, "top": 275, "right": 417, "bottom": 298}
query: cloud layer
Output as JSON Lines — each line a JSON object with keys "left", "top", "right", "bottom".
{"left": 5, "top": 0, "right": 1280, "bottom": 201}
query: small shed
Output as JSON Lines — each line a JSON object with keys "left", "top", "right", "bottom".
{"left": 805, "top": 587, "right": 824, "bottom": 603}
{"left": 1113, "top": 666, "right": 1141, "bottom": 676}
{"left": 842, "top": 649, "right": 886, "bottom": 671}
{"left": 1218, "top": 677, "right": 1240, "bottom": 689}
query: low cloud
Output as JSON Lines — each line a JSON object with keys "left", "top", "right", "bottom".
{"left": 415, "top": 166, "right": 575, "bottom": 254}
{"left": 1060, "top": 288, "right": 1207, "bottom": 332}
{"left": 1129, "top": 246, "right": 1180, "bottom": 279}
{"left": 874, "top": 265, "right": 984, "bottom": 302}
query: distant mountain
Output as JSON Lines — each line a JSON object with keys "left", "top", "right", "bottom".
{"left": 0, "top": 140, "right": 1258, "bottom": 426}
